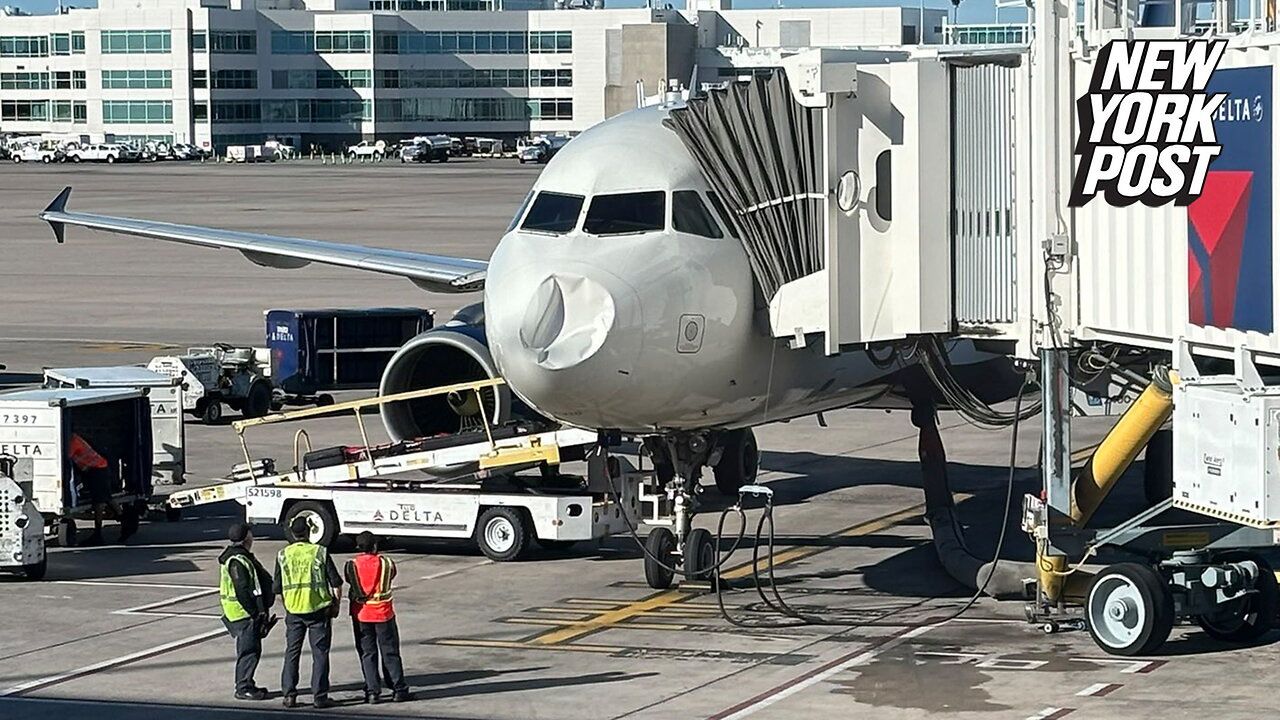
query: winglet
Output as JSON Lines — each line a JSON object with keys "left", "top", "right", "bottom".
{"left": 41, "top": 186, "right": 71, "bottom": 243}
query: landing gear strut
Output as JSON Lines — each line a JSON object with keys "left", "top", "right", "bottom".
{"left": 641, "top": 432, "right": 716, "bottom": 589}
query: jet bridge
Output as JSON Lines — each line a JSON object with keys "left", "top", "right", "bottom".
{"left": 669, "top": 33, "right": 1280, "bottom": 655}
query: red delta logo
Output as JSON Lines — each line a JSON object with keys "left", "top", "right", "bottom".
{"left": 1186, "top": 64, "right": 1272, "bottom": 334}
{"left": 1070, "top": 39, "right": 1228, "bottom": 208}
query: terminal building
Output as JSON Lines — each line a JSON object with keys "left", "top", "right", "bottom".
{"left": 0, "top": 0, "right": 947, "bottom": 150}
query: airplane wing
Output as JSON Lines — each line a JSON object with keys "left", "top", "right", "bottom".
{"left": 38, "top": 187, "right": 487, "bottom": 294}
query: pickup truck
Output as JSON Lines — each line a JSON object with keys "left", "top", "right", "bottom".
{"left": 65, "top": 143, "right": 139, "bottom": 164}
{"left": 347, "top": 140, "right": 386, "bottom": 160}
{"left": 9, "top": 145, "right": 62, "bottom": 163}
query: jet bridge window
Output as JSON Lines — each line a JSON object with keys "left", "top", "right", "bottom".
{"left": 520, "top": 191, "right": 584, "bottom": 234}
{"left": 583, "top": 191, "right": 665, "bottom": 235}
{"left": 672, "top": 190, "right": 723, "bottom": 239}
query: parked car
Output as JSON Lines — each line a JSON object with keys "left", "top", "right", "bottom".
{"left": 9, "top": 144, "right": 62, "bottom": 163}
{"left": 347, "top": 140, "right": 386, "bottom": 160}
{"left": 66, "top": 143, "right": 139, "bottom": 164}
{"left": 265, "top": 139, "right": 297, "bottom": 159}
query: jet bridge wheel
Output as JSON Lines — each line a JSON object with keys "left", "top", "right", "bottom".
{"left": 1086, "top": 563, "right": 1174, "bottom": 656}
{"left": 1194, "top": 552, "right": 1279, "bottom": 643}
{"left": 475, "top": 507, "right": 530, "bottom": 562}
{"left": 713, "top": 429, "right": 758, "bottom": 496}
{"left": 644, "top": 527, "right": 677, "bottom": 590}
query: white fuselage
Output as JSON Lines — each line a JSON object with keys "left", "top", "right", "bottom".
{"left": 483, "top": 104, "right": 901, "bottom": 433}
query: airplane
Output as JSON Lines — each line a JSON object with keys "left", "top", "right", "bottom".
{"left": 38, "top": 97, "right": 1019, "bottom": 584}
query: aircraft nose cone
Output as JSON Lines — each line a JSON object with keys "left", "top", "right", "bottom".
{"left": 518, "top": 273, "right": 616, "bottom": 370}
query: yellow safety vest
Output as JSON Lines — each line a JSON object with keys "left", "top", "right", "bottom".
{"left": 219, "top": 554, "right": 259, "bottom": 622}
{"left": 277, "top": 542, "right": 332, "bottom": 615}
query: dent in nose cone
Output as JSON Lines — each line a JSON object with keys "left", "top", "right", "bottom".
{"left": 518, "top": 273, "right": 615, "bottom": 370}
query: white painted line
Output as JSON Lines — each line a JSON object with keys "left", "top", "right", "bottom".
{"left": 1025, "top": 708, "right": 1069, "bottom": 720}
{"left": 115, "top": 612, "right": 220, "bottom": 620}
{"left": 713, "top": 623, "right": 939, "bottom": 720}
{"left": 112, "top": 588, "right": 218, "bottom": 615}
{"left": 420, "top": 559, "right": 491, "bottom": 581}
{"left": 0, "top": 628, "right": 225, "bottom": 697}
{"left": 0, "top": 696, "right": 414, "bottom": 719}
{"left": 1076, "top": 683, "right": 1111, "bottom": 697}
{"left": 51, "top": 580, "right": 210, "bottom": 590}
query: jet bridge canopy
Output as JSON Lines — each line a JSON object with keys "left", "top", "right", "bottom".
{"left": 665, "top": 48, "right": 952, "bottom": 354}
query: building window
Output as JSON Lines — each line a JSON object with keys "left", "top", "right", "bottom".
{"left": 100, "top": 30, "right": 171, "bottom": 54}
{"left": 1, "top": 100, "right": 50, "bottom": 121}
{"left": 193, "top": 102, "right": 208, "bottom": 121}
{"left": 52, "top": 99, "right": 74, "bottom": 122}
{"left": 375, "top": 96, "right": 555, "bottom": 122}
{"left": 373, "top": 30, "right": 569, "bottom": 55}
{"left": 369, "top": 0, "right": 494, "bottom": 7}
{"left": 51, "top": 33, "right": 71, "bottom": 55}
{"left": 115, "top": 134, "right": 173, "bottom": 145}
{"left": 529, "top": 98, "right": 572, "bottom": 120}
{"left": 102, "top": 69, "right": 173, "bottom": 89}
{"left": 271, "top": 31, "right": 371, "bottom": 54}
{"left": 1, "top": 72, "right": 49, "bottom": 90}
{"left": 71, "top": 31, "right": 85, "bottom": 53}
{"left": 260, "top": 99, "right": 371, "bottom": 123}
{"left": 192, "top": 70, "right": 207, "bottom": 88}
{"left": 212, "top": 101, "right": 261, "bottom": 123}
{"left": 74, "top": 101, "right": 86, "bottom": 123}
{"left": 73, "top": 70, "right": 86, "bottom": 89}
{"left": 530, "top": 68, "right": 572, "bottom": 87}
{"left": 53, "top": 71, "right": 72, "bottom": 89}
{"left": 210, "top": 31, "right": 256, "bottom": 54}
{"left": 102, "top": 100, "right": 173, "bottom": 124}
{"left": 0, "top": 36, "right": 50, "bottom": 57}
{"left": 213, "top": 69, "right": 257, "bottom": 89}
{"left": 272, "top": 69, "right": 369, "bottom": 89}
{"left": 192, "top": 31, "right": 207, "bottom": 51}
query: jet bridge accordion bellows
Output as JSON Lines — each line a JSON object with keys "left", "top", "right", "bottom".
{"left": 664, "top": 71, "right": 824, "bottom": 300}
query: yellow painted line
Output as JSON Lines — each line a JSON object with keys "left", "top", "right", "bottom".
{"left": 533, "top": 607, "right": 598, "bottom": 616}
{"left": 564, "top": 599, "right": 628, "bottom": 607}
{"left": 506, "top": 618, "right": 688, "bottom": 632}
{"left": 435, "top": 638, "right": 621, "bottom": 654}
{"left": 533, "top": 503, "right": 925, "bottom": 646}
{"left": 720, "top": 504, "right": 924, "bottom": 581}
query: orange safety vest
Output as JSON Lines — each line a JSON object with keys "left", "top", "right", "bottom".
{"left": 349, "top": 554, "right": 395, "bottom": 623}
{"left": 69, "top": 434, "right": 108, "bottom": 471}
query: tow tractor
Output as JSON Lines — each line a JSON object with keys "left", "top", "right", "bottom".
{"left": 165, "top": 379, "right": 644, "bottom": 560}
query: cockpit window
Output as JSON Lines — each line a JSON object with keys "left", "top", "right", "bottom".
{"left": 705, "top": 191, "right": 739, "bottom": 239}
{"left": 672, "top": 190, "right": 723, "bottom": 239}
{"left": 583, "top": 191, "right": 666, "bottom": 235}
{"left": 507, "top": 190, "right": 534, "bottom": 232}
{"left": 520, "top": 191, "right": 584, "bottom": 234}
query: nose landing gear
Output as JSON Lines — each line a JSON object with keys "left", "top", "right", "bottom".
{"left": 640, "top": 430, "right": 757, "bottom": 590}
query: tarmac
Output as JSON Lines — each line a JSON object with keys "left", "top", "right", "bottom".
{"left": 0, "top": 160, "right": 1277, "bottom": 720}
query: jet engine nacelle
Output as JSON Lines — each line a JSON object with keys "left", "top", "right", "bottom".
{"left": 377, "top": 304, "right": 543, "bottom": 442}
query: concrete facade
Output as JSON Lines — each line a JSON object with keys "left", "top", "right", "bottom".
{"left": 0, "top": 0, "right": 942, "bottom": 150}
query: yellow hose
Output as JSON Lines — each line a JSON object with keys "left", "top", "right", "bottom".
{"left": 1038, "top": 380, "right": 1174, "bottom": 602}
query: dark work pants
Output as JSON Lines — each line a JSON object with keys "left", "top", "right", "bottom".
{"left": 352, "top": 617, "right": 407, "bottom": 695}
{"left": 281, "top": 611, "right": 332, "bottom": 700}
{"left": 222, "top": 617, "right": 261, "bottom": 694}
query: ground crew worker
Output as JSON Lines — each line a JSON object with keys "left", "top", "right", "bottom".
{"left": 344, "top": 532, "right": 411, "bottom": 704}
{"left": 219, "top": 523, "right": 276, "bottom": 701}
{"left": 274, "top": 515, "right": 342, "bottom": 709}
{"left": 69, "top": 432, "right": 131, "bottom": 546}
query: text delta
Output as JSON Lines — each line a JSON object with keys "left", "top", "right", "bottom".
{"left": 1070, "top": 39, "right": 1228, "bottom": 208}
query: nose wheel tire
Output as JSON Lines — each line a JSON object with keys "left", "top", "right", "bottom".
{"left": 283, "top": 501, "right": 337, "bottom": 547}
{"left": 686, "top": 528, "right": 717, "bottom": 581}
{"left": 475, "top": 507, "right": 529, "bottom": 562}
{"left": 644, "top": 527, "right": 677, "bottom": 589}
{"left": 1086, "top": 563, "right": 1174, "bottom": 656}
{"left": 713, "top": 428, "right": 759, "bottom": 496}
{"left": 1194, "top": 552, "right": 1279, "bottom": 642}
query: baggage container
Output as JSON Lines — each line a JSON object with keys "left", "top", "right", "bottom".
{"left": 43, "top": 366, "right": 186, "bottom": 486}
{"left": 265, "top": 307, "right": 434, "bottom": 395}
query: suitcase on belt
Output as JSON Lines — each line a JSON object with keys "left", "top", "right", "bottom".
{"left": 303, "top": 446, "right": 363, "bottom": 470}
